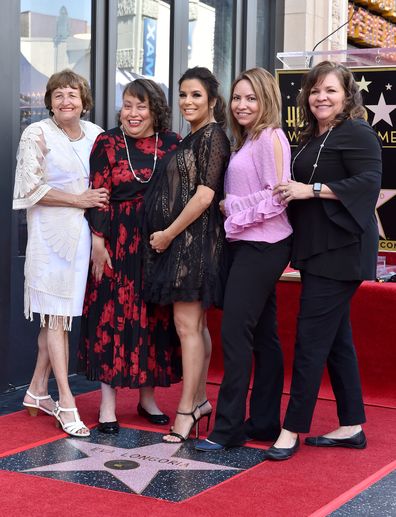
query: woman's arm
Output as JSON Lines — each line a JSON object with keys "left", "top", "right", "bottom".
{"left": 274, "top": 120, "right": 382, "bottom": 232}
{"left": 86, "top": 133, "right": 114, "bottom": 276}
{"left": 38, "top": 186, "right": 109, "bottom": 209}
{"left": 13, "top": 125, "right": 109, "bottom": 210}
{"left": 273, "top": 180, "right": 338, "bottom": 202}
{"left": 91, "top": 234, "right": 112, "bottom": 281}
{"left": 150, "top": 185, "right": 214, "bottom": 252}
{"left": 223, "top": 130, "right": 290, "bottom": 235}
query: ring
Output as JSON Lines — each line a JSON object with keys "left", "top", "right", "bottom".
{"left": 156, "top": 249, "right": 160, "bottom": 253}
{"left": 283, "top": 191, "right": 287, "bottom": 197}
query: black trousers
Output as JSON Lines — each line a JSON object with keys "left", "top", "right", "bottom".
{"left": 283, "top": 272, "right": 366, "bottom": 433}
{"left": 209, "top": 237, "right": 291, "bottom": 446}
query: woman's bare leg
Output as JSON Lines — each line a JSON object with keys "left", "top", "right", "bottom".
{"left": 46, "top": 321, "right": 88, "bottom": 434}
{"left": 99, "top": 382, "right": 117, "bottom": 422}
{"left": 195, "top": 321, "right": 212, "bottom": 416}
{"left": 23, "top": 327, "right": 55, "bottom": 413}
{"left": 164, "top": 301, "right": 205, "bottom": 441}
{"left": 139, "top": 386, "right": 164, "bottom": 415}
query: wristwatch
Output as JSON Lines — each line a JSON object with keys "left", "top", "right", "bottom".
{"left": 313, "top": 182, "right": 322, "bottom": 198}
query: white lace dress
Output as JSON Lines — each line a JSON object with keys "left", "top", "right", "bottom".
{"left": 13, "top": 118, "right": 103, "bottom": 330}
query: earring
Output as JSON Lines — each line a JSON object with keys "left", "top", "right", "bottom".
{"left": 82, "top": 109, "right": 87, "bottom": 114}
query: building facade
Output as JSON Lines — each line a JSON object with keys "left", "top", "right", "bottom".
{"left": 4, "top": 0, "right": 377, "bottom": 392}
{"left": 0, "top": 0, "right": 286, "bottom": 392}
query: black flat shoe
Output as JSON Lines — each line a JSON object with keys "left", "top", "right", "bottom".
{"left": 97, "top": 420, "right": 120, "bottom": 434}
{"left": 304, "top": 430, "right": 367, "bottom": 449}
{"left": 137, "top": 403, "right": 170, "bottom": 425}
{"left": 264, "top": 436, "right": 300, "bottom": 461}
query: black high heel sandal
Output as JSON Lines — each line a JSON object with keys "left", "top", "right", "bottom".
{"left": 197, "top": 400, "right": 212, "bottom": 432}
{"left": 163, "top": 407, "right": 199, "bottom": 443}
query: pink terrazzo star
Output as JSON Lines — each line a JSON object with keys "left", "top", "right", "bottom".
{"left": 24, "top": 439, "right": 240, "bottom": 493}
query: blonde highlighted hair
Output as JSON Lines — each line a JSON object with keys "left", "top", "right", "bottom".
{"left": 229, "top": 67, "right": 282, "bottom": 150}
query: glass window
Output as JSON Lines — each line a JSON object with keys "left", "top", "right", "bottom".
{"left": 256, "top": 1, "right": 267, "bottom": 68}
{"left": 115, "top": 0, "right": 171, "bottom": 116}
{"left": 188, "top": 0, "right": 234, "bottom": 101}
{"left": 20, "top": 0, "right": 92, "bottom": 132}
{"left": 18, "top": 0, "right": 92, "bottom": 255}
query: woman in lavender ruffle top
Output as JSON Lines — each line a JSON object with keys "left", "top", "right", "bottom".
{"left": 196, "top": 67, "right": 292, "bottom": 451}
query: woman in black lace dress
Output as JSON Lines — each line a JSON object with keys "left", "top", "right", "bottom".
{"left": 78, "top": 80, "right": 182, "bottom": 433}
{"left": 144, "top": 67, "right": 230, "bottom": 442}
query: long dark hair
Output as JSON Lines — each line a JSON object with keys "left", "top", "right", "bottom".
{"left": 122, "top": 79, "right": 171, "bottom": 132}
{"left": 297, "top": 60, "right": 366, "bottom": 143}
{"left": 178, "top": 66, "right": 227, "bottom": 129}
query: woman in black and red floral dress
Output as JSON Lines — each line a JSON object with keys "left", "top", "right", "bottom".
{"left": 78, "top": 80, "right": 182, "bottom": 433}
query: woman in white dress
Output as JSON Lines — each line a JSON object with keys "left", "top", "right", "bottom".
{"left": 13, "top": 69, "right": 109, "bottom": 437}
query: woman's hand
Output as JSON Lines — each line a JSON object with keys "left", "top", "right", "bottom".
{"left": 91, "top": 234, "right": 112, "bottom": 281}
{"left": 76, "top": 187, "right": 109, "bottom": 209}
{"left": 150, "top": 229, "right": 173, "bottom": 253}
{"left": 273, "top": 180, "right": 313, "bottom": 203}
{"left": 219, "top": 198, "right": 226, "bottom": 216}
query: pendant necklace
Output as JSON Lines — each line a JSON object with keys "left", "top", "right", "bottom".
{"left": 291, "top": 126, "right": 333, "bottom": 183}
{"left": 53, "top": 116, "right": 83, "bottom": 142}
{"left": 121, "top": 126, "right": 159, "bottom": 183}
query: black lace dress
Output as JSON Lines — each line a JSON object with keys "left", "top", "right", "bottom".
{"left": 78, "top": 127, "right": 182, "bottom": 388}
{"left": 144, "top": 123, "right": 230, "bottom": 309}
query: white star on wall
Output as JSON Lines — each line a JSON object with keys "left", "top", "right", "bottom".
{"left": 366, "top": 93, "right": 396, "bottom": 126}
{"left": 385, "top": 83, "right": 392, "bottom": 90}
{"left": 356, "top": 76, "right": 372, "bottom": 92}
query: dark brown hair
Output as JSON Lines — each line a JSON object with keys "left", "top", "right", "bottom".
{"left": 297, "top": 60, "right": 366, "bottom": 143}
{"left": 44, "top": 69, "right": 93, "bottom": 116}
{"left": 122, "top": 79, "right": 171, "bottom": 132}
{"left": 178, "top": 66, "right": 227, "bottom": 129}
{"left": 229, "top": 67, "right": 282, "bottom": 150}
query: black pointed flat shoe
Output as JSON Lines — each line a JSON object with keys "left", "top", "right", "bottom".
{"left": 304, "top": 430, "right": 367, "bottom": 449}
{"left": 137, "top": 403, "right": 170, "bottom": 425}
{"left": 97, "top": 420, "right": 120, "bottom": 434}
{"left": 264, "top": 436, "right": 300, "bottom": 461}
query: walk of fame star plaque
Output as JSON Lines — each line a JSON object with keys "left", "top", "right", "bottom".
{"left": 0, "top": 428, "right": 267, "bottom": 502}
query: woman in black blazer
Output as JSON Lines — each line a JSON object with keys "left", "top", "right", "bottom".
{"left": 267, "top": 61, "right": 382, "bottom": 460}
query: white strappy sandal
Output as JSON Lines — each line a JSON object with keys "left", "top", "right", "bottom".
{"left": 53, "top": 402, "right": 90, "bottom": 437}
{"left": 22, "top": 390, "right": 55, "bottom": 416}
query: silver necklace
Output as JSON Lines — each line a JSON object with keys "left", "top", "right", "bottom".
{"left": 70, "top": 143, "right": 89, "bottom": 178}
{"left": 53, "top": 117, "right": 83, "bottom": 142}
{"left": 291, "top": 126, "right": 333, "bottom": 183}
{"left": 121, "top": 126, "right": 158, "bottom": 183}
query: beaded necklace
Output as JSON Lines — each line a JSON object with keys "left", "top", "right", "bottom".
{"left": 53, "top": 116, "right": 83, "bottom": 142}
{"left": 121, "top": 126, "right": 158, "bottom": 184}
{"left": 291, "top": 126, "right": 333, "bottom": 183}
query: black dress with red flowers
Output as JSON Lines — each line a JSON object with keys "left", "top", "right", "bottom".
{"left": 78, "top": 127, "right": 182, "bottom": 388}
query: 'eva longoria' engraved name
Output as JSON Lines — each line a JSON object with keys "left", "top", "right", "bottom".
{"left": 89, "top": 447, "right": 190, "bottom": 467}
{"left": 123, "top": 453, "right": 190, "bottom": 467}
